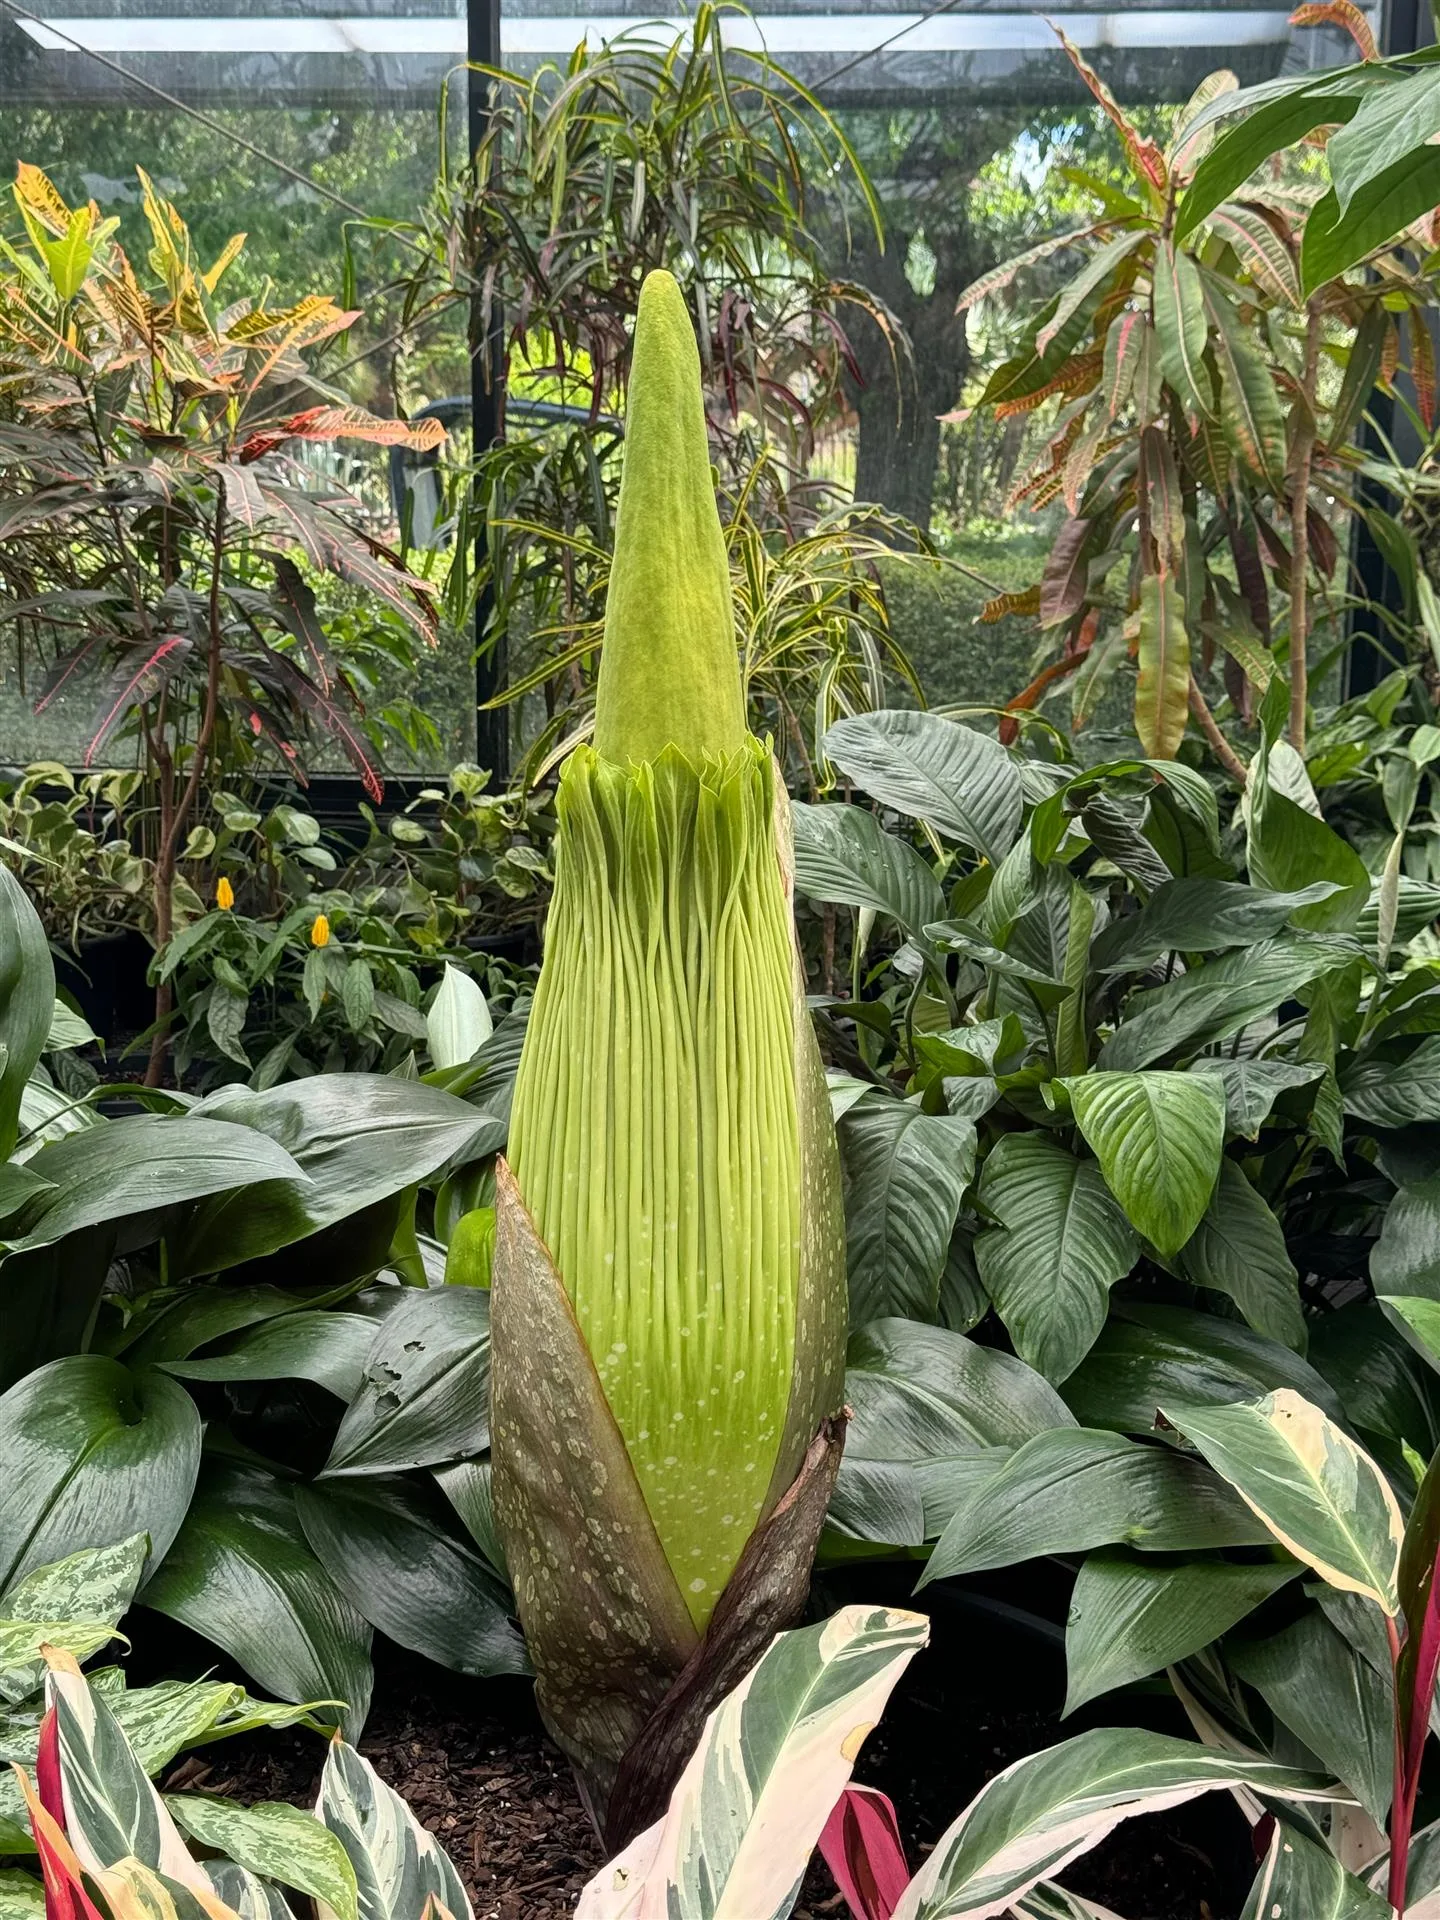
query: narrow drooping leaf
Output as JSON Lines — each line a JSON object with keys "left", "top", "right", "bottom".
{"left": 1152, "top": 244, "right": 1210, "bottom": 417}
{"left": 1204, "top": 283, "right": 1286, "bottom": 484}
{"left": 1131, "top": 573, "right": 1189, "bottom": 761}
{"left": 1161, "top": 1392, "right": 1404, "bottom": 1613}
{"left": 0, "top": 872, "right": 53, "bottom": 1163}
{"left": 1063, "top": 1550, "right": 1298, "bottom": 1714}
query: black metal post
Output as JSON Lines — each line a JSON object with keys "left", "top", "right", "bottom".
{"left": 468, "top": 0, "right": 507, "bottom": 780}
{"left": 1347, "top": 0, "right": 1432, "bottom": 695}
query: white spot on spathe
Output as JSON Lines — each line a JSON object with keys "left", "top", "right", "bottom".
{"left": 688, "top": 1578, "right": 707, "bottom": 1594}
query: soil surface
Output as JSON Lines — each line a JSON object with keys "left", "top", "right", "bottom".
{"left": 158, "top": 1570, "right": 1257, "bottom": 1920}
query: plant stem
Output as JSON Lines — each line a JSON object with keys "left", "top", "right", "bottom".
{"left": 1288, "top": 301, "right": 1322, "bottom": 755}
{"left": 1389, "top": 1610, "right": 1410, "bottom": 1917}
{"left": 1187, "top": 677, "right": 1249, "bottom": 787}
{"left": 145, "top": 487, "right": 227, "bottom": 1086}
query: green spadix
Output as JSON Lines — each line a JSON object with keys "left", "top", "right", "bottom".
{"left": 492, "top": 269, "right": 846, "bottom": 1813}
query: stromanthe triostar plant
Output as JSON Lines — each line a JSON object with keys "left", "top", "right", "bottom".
{"left": 490, "top": 269, "right": 848, "bottom": 1839}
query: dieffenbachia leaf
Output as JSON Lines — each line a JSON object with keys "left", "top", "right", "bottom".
{"left": 314, "top": 1736, "right": 474, "bottom": 1920}
{"left": 891, "top": 1729, "right": 1338, "bottom": 1920}
{"left": 1160, "top": 1390, "right": 1404, "bottom": 1614}
{"left": 169, "top": 1794, "right": 358, "bottom": 1920}
{"left": 0, "top": 1868, "right": 44, "bottom": 1916}
{"left": 576, "top": 1606, "right": 928, "bottom": 1920}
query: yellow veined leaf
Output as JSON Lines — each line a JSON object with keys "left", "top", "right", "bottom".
{"left": 12, "top": 163, "right": 70, "bottom": 238}
{"left": 1161, "top": 1389, "right": 1404, "bottom": 1614}
{"left": 202, "top": 233, "right": 247, "bottom": 295}
{"left": 1131, "top": 570, "right": 1190, "bottom": 760}
{"left": 1052, "top": 25, "right": 1169, "bottom": 201}
{"left": 1152, "top": 244, "right": 1211, "bottom": 419}
{"left": 1139, "top": 426, "right": 1184, "bottom": 569}
{"left": 1289, "top": 0, "right": 1377, "bottom": 58}
{"left": 1170, "top": 69, "right": 1240, "bottom": 172}
{"left": 980, "top": 586, "right": 1042, "bottom": 624}
{"left": 1102, "top": 309, "right": 1147, "bottom": 418}
{"left": 1202, "top": 278, "right": 1286, "bottom": 485}
{"left": 954, "top": 227, "right": 1110, "bottom": 313}
{"left": 1204, "top": 202, "right": 1301, "bottom": 308}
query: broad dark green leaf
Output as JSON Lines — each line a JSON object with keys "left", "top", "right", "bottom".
{"left": 1309, "top": 1300, "right": 1440, "bottom": 1452}
{"left": 1344, "top": 1036, "right": 1440, "bottom": 1128}
{"left": 295, "top": 1478, "right": 527, "bottom": 1677}
{"left": 1091, "top": 879, "right": 1341, "bottom": 973}
{"left": 1242, "top": 1820, "right": 1391, "bottom": 1920}
{"left": 975, "top": 1135, "right": 1138, "bottom": 1383}
{"left": 160, "top": 1312, "right": 378, "bottom": 1400}
{"left": 1188, "top": 1058, "right": 1325, "bottom": 1140}
{"left": 839, "top": 1100, "right": 976, "bottom": 1322}
{"left": 321, "top": 1286, "right": 490, "bottom": 1476}
{"left": 1329, "top": 67, "right": 1440, "bottom": 211}
{"left": 1063, "top": 1303, "right": 1346, "bottom": 1432}
{"left": 837, "top": 1318, "right": 1073, "bottom": 1544}
{"left": 432, "top": 1457, "right": 507, "bottom": 1583}
{"left": 6, "top": 1119, "right": 306, "bottom": 1256}
{"left": 1065, "top": 1550, "right": 1298, "bottom": 1714}
{"left": 142, "top": 1462, "right": 373, "bottom": 1734}
{"left": 1247, "top": 768, "right": 1372, "bottom": 933}
{"left": 1098, "top": 939, "right": 1355, "bottom": 1071}
{"left": 823, "top": 711, "right": 1024, "bottom": 862}
{"left": 0, "top": 1357, "right": 200, "bottom": 1590}
{"left": 1178, "top": 1161, "right": 1305, "bottom": 1352}
{"left": 170, "top": 1077, "right": 500, "bottom": 1276}
{"left": 920, "top": 1427, "right": 1271, "bottom": 1584}
{"left": 119, "top": 1279, "right": 368, "bottom": 1367}
{"left": 1062, "top": 1071, "right": 1225, "bottom": 1256}
{"left": 1175, "top": 84, "right": 1366, "bottom": 242}
{"left": 1302, "top": 149, "right": 1440, "bottom": 295}
{"left": 0, "top": 870, "right": 53, "bottom": 1163}
{"left": 790, "top": 802, "right": 944, "bottom": 937}
{"left": 1228, "top": 1609, "right": 1393, "bottom": 1820}
{"left": 1372, "top": 1177, "right": 1440, "bottom": 1301}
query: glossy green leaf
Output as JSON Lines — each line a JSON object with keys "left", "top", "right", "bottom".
{"left": 1097, "top": 939, "right": 1354, "bottom": 1072}
{"left": 1161, "top": 1391, "right": 1403, "bottom": 1613}
{"left": 160, "top": 1312, "right": 379, "bottom": 1401}
{"left": 1177, "top": 1161, "right": 1305, "bottom": 1352}
{"left": 0, "top": 1358, "right": 200, "bottom": 1590}
{"left": 891, "top": 1729, "right": 1336, "bottom": 1920}
{"left": 316, "top": 1735, "right": 474, "bottom": 1920}
{"left": 1091, "top": 879, "right": 1341, "bottom": 973}
{"left": 1344, "top": 1036, "right": 1440, "bottom": 1128}
{"left": 920, "top": 1427, "right": 1270, "bottom": 1584}
{"left": 321, "top": 1287, "right": 489, "bottom": 1476}
{"left": 171, "top": 1077, "right": 501, "bottom": 1277}
{"left": 837, "top": 1319, "right": 1074, "bottom": 1545}
{"left": 119, "top": 1280, "right": 369, "bottom": 1367}
{"left": 143, "top": 1462, "right": 373, "bottom": 1734}
{"left": 432, "top": 1457, "right": 508, "bottom": 1584}
{"left": 1310, "top": 1300, "right": 1440, "bottom": 1452}
{"left": 1061, "top": 1071, "right": 1225, "bottom": 1257}
{"left": 1188, "top": 1058, "right": 1325, "bottom": 1140}
{"left": 1064, "top": 1304, "right": 1345, "bottom": 1433}
{"left": 0, "top": 870, "right": 53, "bottom": 1163}
{"left": 6, "top": 1118, "right": 306, "bottom": 1256}
{"left": 823, "top": 711, "right": 1024, "bottom": 862}
{"left": 790, "top": 802, "right": 944, "bottom": 938}
{"left": 1205, "top": 283, "right": 1285, "bottom": 484}
{"left": 1373, "top": 1177, "right": 1440, "bottom": 1301}
{"left": 169, "top": 1794, "right": 358, "bottom": 1920}
{"left": 1065, "top": 1549, "right": 1297, "bottom": 1714}
{"left": 577, "top": 1605, "right": 928, "bottom": 1920}
{"left": 1247, "top": 763, "right": 1371, "bottom": 934}
{"left": 1228, "top": 1609, "right": 1394, "bottom": 1821}
{"left": 1303, "top": 148, "right": 1440, "bottom": 295}
{"left": 295, "top": 1478, "right": 526, "bottom": 1677}
{"left": 1175, "top": 83, "right": 1366, "bottom": 241}
{"left": 839, "top": 1100, "right": 976, "bottom": 1323}
{"left": 975, "top": 1136, "right": 1138, "bottom": 1383}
